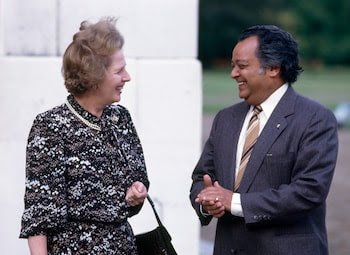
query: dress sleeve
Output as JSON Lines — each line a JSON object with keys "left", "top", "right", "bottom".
{"left": 117, "top": 107, "right": 149, "bottom": 217}
{"left": 20, "top": 113, "right": 67, "bottom": 238}
{"left": 119, "top": 106, "right": 149, "bottom": 188}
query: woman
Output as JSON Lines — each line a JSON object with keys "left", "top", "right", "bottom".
{"left": 19, "top": 17, "right": 149, "bottom": 254}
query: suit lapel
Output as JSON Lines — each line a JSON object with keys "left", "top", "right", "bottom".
{"left": 238, "top": 87, "right": 297, "bottom": 193}
{"left": 222, "top": 103, "right": 249, "bottom": 190}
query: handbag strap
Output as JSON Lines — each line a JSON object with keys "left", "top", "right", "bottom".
{"left": 146, "top": 195, "right": 164, "bottom": 227}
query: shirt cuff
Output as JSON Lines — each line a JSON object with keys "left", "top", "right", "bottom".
{"left": 199, "top": 204, "right": 211, "bottom": 217}
{"left": 230, "top": 193, "right": 244, "bottom": 217}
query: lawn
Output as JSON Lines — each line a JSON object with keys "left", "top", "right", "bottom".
{"left": 203, "top": 67, "right": 350, "bottom": 114}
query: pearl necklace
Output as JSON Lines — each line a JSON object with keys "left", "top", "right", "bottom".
{"left": 65, "top": 100, "right": 101, "bottom": 131}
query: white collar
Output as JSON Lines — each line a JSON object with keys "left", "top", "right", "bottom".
{"left": 260, "top": 83, "right": 288, "bottom": 119}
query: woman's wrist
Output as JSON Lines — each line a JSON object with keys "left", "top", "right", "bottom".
{"left": 28, "top": 235, "right": 48, "bottom": 255}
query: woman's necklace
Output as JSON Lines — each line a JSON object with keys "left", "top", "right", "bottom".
{"left": 65, "top": 100, "right": 101, "bottom": 131}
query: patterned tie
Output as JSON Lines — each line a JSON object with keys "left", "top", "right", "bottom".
{"left": 234, "top": 105, "right": 263, "bottom": 191}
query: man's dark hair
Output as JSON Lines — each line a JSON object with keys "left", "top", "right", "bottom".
{"left": 239, "top": 25, "right": 303, "bottom": 84}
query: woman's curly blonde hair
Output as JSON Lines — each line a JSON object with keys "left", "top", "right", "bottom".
{"left": 62, "top": 17, "right": 124, "bottom": 96}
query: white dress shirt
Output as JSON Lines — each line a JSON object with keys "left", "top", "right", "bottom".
{"left": 231, "top": 83, "right": 288, "bottom": 217}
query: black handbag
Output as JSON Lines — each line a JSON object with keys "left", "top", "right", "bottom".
{"left": 135, "top": 195, "right": 177, "bottom": 255}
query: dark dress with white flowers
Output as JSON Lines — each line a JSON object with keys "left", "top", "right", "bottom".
{"left": 20, "top": 95, "right": 149, "bottom": 255}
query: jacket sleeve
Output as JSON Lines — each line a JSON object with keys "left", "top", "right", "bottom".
{"left": 189, "top": 113, "right": 222, "bottom": 226}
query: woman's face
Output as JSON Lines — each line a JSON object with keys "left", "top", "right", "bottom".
{"left": 95, "top": 50, "right": 131, "bottom": 105}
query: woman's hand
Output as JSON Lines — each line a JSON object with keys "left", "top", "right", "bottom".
{"left": 125, "top": 181, "right": 147, "bottom": 206}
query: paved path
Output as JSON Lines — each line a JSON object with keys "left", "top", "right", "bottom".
{"left": 199, "top": 114, "right": 350, "bottom": 255}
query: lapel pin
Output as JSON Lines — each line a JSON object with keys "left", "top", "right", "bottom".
{"left": 276, "top": 123, "right": 281, "bottom": 129}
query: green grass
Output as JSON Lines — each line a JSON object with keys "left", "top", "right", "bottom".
{"left": 203, "top": 67, "right": 350, "bottom": 114}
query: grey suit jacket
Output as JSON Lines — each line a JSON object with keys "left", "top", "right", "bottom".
{"left": 190, "top": 86, "right": 338, "bottom": 255}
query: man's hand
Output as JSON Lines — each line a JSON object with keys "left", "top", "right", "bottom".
{"left": 195, "top": 175, "right": 227, "bottom": 218}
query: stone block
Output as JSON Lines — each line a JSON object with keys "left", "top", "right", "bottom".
{"left": 129, "top": 59, "right": 202, "bottom": 255}
{"left": 0, "top": 0, "right": 4, "bottom": 55}
{"left": 2, "top": 0, "right": 198, "bottom": 57}
{"left": 2, "top": 0, "right": 57, "bottom": 55}
{"left": 0, "top": 57, "right": 66, "bottom": 142}
{"left": 59, "top": 0, "right": 198, "bottom": 58}
{"left": 135, "top": 59, "right": 202, "bottom": 201}
{"left": 136, "top": 59, "right": 202, "bottom": 144}
{"left": 0, "top": 141, "right": 28, "bottom": 255}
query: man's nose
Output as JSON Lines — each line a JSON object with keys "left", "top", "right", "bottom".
{"left": 230, "top": 66, "right": 239, "bottom": 79}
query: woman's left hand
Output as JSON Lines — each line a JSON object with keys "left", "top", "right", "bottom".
{"left": 125, "top": 181, "right": 147, "bottom": 206}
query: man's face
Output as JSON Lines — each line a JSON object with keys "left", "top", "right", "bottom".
{"left": 230, "top": 36, "right": 275, "bottom": 105}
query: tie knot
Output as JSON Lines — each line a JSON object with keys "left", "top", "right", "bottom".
{"left": 253, "top": 105, "right": 263, "bottom": 115}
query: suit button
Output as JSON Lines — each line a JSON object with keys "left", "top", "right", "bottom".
{"left": 230, "top": 249, "right": 237, "bottom": 254}
{"left": 253, "top": 215, "right": 258, "bottom": 220}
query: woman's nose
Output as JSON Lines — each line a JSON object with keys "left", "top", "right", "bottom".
{"left": 122, "top": 70, "right": 131, "bottom": 82}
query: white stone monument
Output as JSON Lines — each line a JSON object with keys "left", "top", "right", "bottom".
{"left": 0, "top": 0, "right": 202, "bottom": 254}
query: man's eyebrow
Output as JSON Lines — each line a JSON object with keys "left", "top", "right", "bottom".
{"left": 236, "top": 60, "right": 249, "bottom": 64}
{"left": 232, "top": 60, "right": 249, "bottom": 65}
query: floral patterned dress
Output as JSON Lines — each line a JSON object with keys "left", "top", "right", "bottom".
{"left": 20, "top": 95, "right": 149, "bottom": 255}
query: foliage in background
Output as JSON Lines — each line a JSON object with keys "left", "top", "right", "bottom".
{"left": 199, "top": 0, "right": 350, "bottom": 68}
{"left": 289, "top": 0, "right": 350, "bottom": 65}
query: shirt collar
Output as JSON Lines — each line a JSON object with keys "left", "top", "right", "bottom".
{"left": 260, "top": 83, "right": 289, "bottom": 119}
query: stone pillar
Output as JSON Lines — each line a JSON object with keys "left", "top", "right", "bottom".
{"left": 0, "top": 0, "right": 201, "bottom": 254}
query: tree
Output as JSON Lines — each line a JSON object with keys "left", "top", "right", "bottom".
{"left": 289, "top": 0, "right": 350, "bottom": 65}
{"left": 199, "top": 0, "right": 288, "bottom": 68}
{"left": 199, "top": 0, "right": 350, "bottom": 67}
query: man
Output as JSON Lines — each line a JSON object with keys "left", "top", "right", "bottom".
{"left": 190, "top": 25, "right": 338, "bottom": 255}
